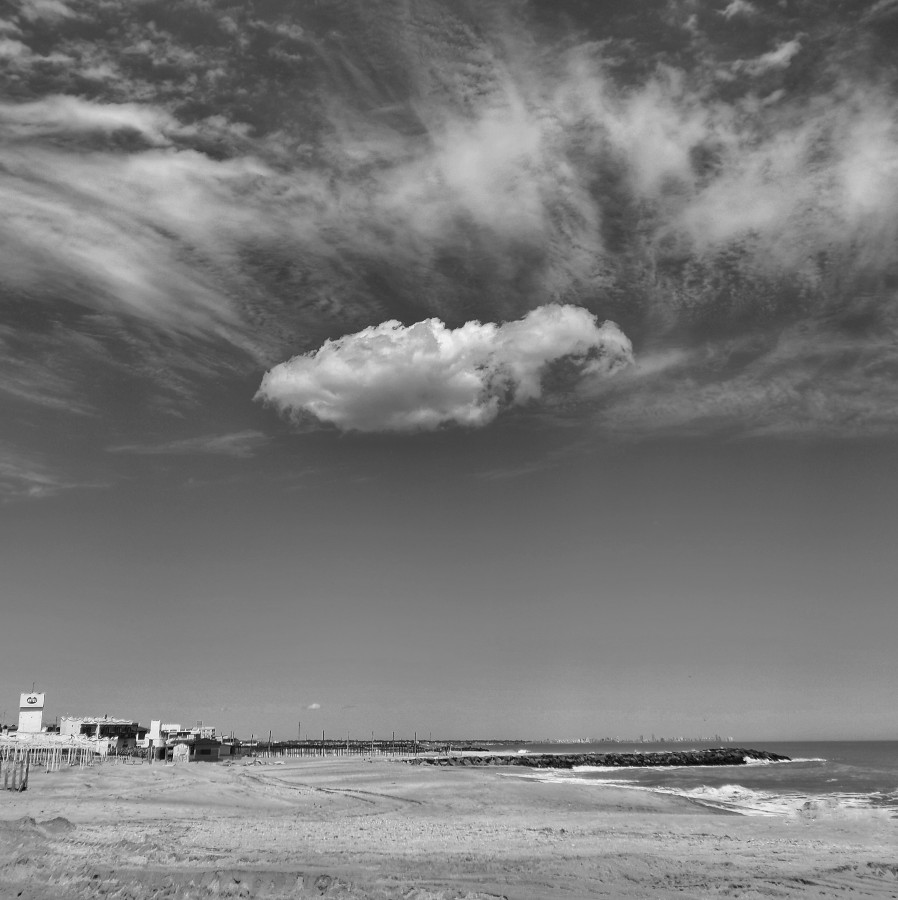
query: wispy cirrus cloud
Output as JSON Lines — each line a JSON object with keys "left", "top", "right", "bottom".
{"left": 593, "top": 317, "right": 898, "bottom": 439}
{"left": 17, "top": 0, "right": 76, "bottom": 22}
{"left": 0, "top": 443, "right": 96, "bottom": 500}
{"left": 0, "top": 95, "right": 184, "bottom": 144}
{"left": 720, "top": 0, "right": 758, "bottom": 20}
{"left": 0, "top": 141, "right": 271, "bottom": 344}
{"left": 2, "top": 0, "right": 898, "bottom": 452}
{"left": 108, "top": 430, "right": 267, "bottom": 458}
{"left": 732, "top": 39, "right": 802, "bottom": 77}
{"left": 0, "top": 329, "right": 99, "bottom": 415}
{"left": 0, "top": 36, "right": 30, "bottom": 58}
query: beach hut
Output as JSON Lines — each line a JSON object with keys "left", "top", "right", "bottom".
{"left": 191, "top": 738, "right": 222, "bottom": 762}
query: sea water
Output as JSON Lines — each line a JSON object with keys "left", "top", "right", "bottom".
{"left": 492, "top": 741, "right": 898, "bottom": 817}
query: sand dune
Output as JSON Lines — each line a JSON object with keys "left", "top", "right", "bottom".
{"left": 1, "top": 757, "right": 895, "bottom": 899}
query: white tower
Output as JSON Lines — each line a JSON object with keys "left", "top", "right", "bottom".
{"left": 18, "top": 692, "right": 45, "bottom": 733}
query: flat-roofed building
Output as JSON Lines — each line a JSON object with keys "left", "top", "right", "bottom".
{"left": 153, "top": 723, "right": 222, "bottom": 762}
{"left": 192, "top": 737, "right": 222, "bottom": 762}
{"left": 59, "top": 716, "right": 147, "bottom": 752}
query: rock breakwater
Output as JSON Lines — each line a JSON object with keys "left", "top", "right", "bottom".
{"left": 404, "top": 748, "right": 790, "bottom": 768}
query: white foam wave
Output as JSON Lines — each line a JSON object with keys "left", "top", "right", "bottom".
{"left": 743, "top": 756, "right": 827, "bottom": 766}
{"left": 501, "top": 770, "right": 892, "bottom": 819}
{"left": 672, "top": 785, "right": 892, "bottom": 819}
{"left": 498, "top": 770, "right": 637, "bottom": 785}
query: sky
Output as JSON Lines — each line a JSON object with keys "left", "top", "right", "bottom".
{"left": 1, "top": 0, "right": 897, "bottom": 741}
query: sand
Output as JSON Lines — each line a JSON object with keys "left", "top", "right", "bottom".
{"left": 0, "top": 756, "right": 895, "bottom": 899}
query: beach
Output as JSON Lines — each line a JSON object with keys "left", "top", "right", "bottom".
{"left": 1, "top": 755, "right": 895, "bottom": 899}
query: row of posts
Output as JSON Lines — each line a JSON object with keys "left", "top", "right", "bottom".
{"left": 0, "top": 736, "right": 466, "bottom": 780}
{"left": 2, "top": 759, "right": 28, "bottom": 791}
{"left": 1, "top": 747, "right": 30, "bottom": 792}
{"left": 250, "top": 737, "right": 457, "bottom": 759}
{"left": 1, "top": 744, "right": 98, "bottom": 791}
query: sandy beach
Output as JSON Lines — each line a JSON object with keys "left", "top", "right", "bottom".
{"left": 0, "top": 756, "right": 895, "bottom": 899}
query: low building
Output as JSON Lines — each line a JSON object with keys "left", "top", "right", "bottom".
{"left": 192, "top": 738, "right": 222, "bottom": 762}
{"left": 59, "top": 716, "right": 147, "bottom": 753}
{"left": 139, "top": 721, "right": 223, "bottom": 762}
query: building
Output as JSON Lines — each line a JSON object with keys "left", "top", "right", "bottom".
{"left": 139, "top": 721, "right": 223, "bottom": 762}
{"left": 192, "top": 738, "right": 222, "bottom": 762}
{"left": 59, "top": 716, "right": 147, "bottom": 753}
{"left": 17, "top": 693, "right": 45, "bottom": 734}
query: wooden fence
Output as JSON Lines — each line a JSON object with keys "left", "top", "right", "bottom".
{"left": 247, "top": 739, "right": 450, "bottom": 759}
{"left": 1, "top": 747, "right": 30, "bottom": 791}
{"left": 0, "top": 743, "right": 101, "bottom": 790}
{"left": 0, "top": 739, "right": 465, "bottom": 784}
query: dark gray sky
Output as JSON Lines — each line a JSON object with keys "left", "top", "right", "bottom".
{"left": 1, "top": 0, "right": 897, "bottom": 739}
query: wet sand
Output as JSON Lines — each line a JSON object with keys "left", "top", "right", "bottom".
{"left": 0, "top": 755, "right": 895, "bottom": 898}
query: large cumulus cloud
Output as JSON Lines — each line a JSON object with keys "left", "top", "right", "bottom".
{"left": 256, "top": 305, "right": 632, "bottom": 432}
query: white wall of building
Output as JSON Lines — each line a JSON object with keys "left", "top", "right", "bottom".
{"left": 17, "top": 693, "right": 44, "bottom": 733}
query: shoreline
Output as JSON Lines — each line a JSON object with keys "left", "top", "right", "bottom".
{"left": 1, "top": 755, "right": 895, "bottom": 899}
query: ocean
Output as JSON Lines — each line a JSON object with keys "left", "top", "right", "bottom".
{"left": 489, "top": 741, "right": 898, "bottom": 818}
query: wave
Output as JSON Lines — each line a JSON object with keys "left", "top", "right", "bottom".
{"left": 671, "top": 785, "right": 898, "bottom": 820}
{"left": 500, "top": 770, "right": 895, "bottom": 819}
{"left": 569, "top": 757, "right": 821, "bottom": 772}
{"left": 742, "top": 756, "right": 827, "bottom": 766}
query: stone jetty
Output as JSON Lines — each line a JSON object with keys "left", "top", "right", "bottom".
{"left": 403, "top": 747, "right": 790, "bottom": 768}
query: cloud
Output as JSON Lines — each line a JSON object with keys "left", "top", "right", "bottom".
{"left": 720, "top": 0, "right": 758, "bottom": 19}
{"left": 0, "top": 95, "right": 183, "bottom": 145}
{"left": 17, "top": 0, "right": 75, "bottom": 22}
{"left": 0, "top": 37, "right": 30, "bottom": 58}
{"left": 0, "top": 443, "right": 91, "bottom": 500}
{"left": 108, "top": 430, "right": 267, "bottom": 458}
{"left": 734, "top": 39, "right": 802, "bottom": 77}
{"left": 862, "top": 0, "right": 898, "bottom": 23}
{"left": 0, "top": 136, "right": 272, "bottom": 346}
{"left": 256, "top": 305, "right": 633, "bottom": 432}
{"left": 3, "top": 0, "right": 898, "bottom": 449}
{"left": 595, "top": 318, "right": 898, "bottom": 439}
{"left": 306, "top": 703, "right": 321, "bottom": 710}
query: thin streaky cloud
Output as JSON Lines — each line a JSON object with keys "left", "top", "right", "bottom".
{"left": 108, "top": 430, "right": 268, "bottom": 459}
{"left": 473, "top": 460, "right": 560, "bottom": 482}
{"left": 0, "top": 444, "right": 98, "bottom": 501}
{"left": 595, "top": 322, "right": 898, "bottom": 440}
{"left": 733, "top": 39, "right": 803, "bottom": 77}
{"left": 18, "top": 0, "right": 76, "bottom": 23}
{"left": 720, "top": 0, "right": 758, "bottom": 19}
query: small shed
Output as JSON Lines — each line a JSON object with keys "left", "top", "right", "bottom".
{"left": 191, "top": 738, "right": 222, "bottom": 762}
